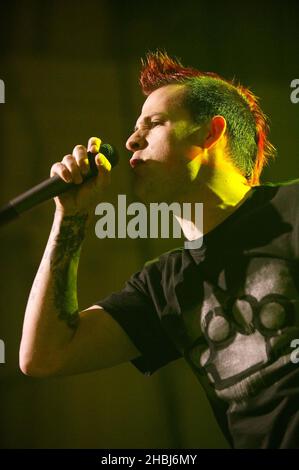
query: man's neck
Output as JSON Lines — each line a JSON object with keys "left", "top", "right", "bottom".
{"left": 175, "top": 180, "right": 253, "bottom": 242}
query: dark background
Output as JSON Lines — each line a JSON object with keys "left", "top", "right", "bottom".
{"left": 0, "top": 0, "right": 298, "bottom": 449}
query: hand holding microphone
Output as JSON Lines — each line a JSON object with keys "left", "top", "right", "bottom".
{"left": 51, "top": 137, "right": 115, "bottom": 217}
{"left": 0, "top": 136, "right": 119, "bottom": 225}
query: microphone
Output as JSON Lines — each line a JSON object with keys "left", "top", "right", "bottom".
{"left": 0, "top": 143, "right": 119, "bottom": 226}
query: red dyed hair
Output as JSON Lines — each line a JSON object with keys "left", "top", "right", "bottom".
{"left": 140, "top": 51, "right": 275, "bottom": 185}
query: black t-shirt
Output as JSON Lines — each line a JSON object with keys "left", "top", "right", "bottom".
{"left": 96, "top": 179, "right": 299, "bottom": 449}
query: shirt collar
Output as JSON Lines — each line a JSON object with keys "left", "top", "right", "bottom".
{"left": 186, "top": 186, "right": 259, "bottom": 265}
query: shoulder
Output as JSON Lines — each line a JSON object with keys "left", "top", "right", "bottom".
{"left": 141, "top": 247, "right": 193, "bottom": 293}
{"left": 255, "top": 179, "right": 299, "bottom": 232}
{"left": 259, "top": 178, "right": 299, "bottom": 195}
{"left": 254, "top": 178, "right": 299, "bottom": 211}
{"left": 144, "top": 246, "right": 186, "bottom": 272}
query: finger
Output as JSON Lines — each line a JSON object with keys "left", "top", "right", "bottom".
{"left": 95, "top": 153, "right": 112, "bottom": 173}
{"left": 72, "top": 144, "right": 89, "bottom": 176}
{"left": 94, "top": 154, "right": 111, "bottom": 190}
{"left": 50, "top": 161, "right": 72, "bottom": 183}
{"left": 87, "top": 136, "right": 102, "bottom": 155}
{"left": 62, "top": 154, "right": 83, "bottom": 184}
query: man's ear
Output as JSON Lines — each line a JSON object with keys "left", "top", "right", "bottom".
{"left": 203, "top": 115, "right": 227, "bottom": 150}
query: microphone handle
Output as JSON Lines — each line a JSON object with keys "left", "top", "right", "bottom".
{"left": 0, "top": 151, "right": 99, "bottom": 226}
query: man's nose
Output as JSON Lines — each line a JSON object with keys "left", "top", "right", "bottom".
{"left": 125, "top": 130, "right": 147, "bottom": 152}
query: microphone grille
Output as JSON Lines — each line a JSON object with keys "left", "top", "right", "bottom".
{"left": 101, "top": 143, "right": 119, "bottom": 168}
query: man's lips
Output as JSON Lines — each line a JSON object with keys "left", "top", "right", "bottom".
{"left": 129, "top": 157, "right": 146, "bottom": 169}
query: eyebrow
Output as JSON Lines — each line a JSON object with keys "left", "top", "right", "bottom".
{"left": 134, "top": 112, "right": 168, "bottom": 132}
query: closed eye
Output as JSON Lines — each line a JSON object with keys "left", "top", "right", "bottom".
{"left": 133, "top": 121, "right": 163, "bottom": 133}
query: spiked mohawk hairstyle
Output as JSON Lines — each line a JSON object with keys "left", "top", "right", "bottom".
{"left": 140, "top": 51, "right": 275, "bottom": 185}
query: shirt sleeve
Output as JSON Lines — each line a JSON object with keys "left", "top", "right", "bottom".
{"left": 95, "top": 261, "right": 182, "bottom": 376}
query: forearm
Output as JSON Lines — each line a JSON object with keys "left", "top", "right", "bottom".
{"left": 20, "top": 210, "right": 90, "bottom": 375}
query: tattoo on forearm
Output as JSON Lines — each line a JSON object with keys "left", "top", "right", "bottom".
{"left": 50, "top": 213, "right": 89, "bottom": 329}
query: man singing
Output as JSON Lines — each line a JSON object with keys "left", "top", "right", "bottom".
{"left": 20, "top": 51, "right": 299, "bottom": 449}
